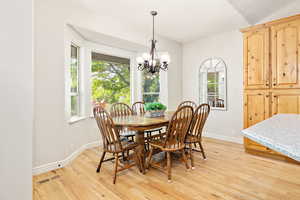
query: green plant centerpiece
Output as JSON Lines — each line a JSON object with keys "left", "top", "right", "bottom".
{"left": 144, "top": 102, "right": 167, "bottom": 118}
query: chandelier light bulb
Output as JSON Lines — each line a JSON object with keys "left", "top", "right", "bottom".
{"left": 161, "top": 54, "right": 170, "bottom": 64}
{"left": 136, "top": 57, "right": 144, "bottom": 64}
{"left": 150, "top": 59, "right": 157, "bottom": 66}
{"left": 142, "top": 53, "right": 151, "bottom": 61}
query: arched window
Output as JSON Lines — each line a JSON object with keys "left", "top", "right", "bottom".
{"left": 199, "top": 58, "right": 227, "bottom": 110}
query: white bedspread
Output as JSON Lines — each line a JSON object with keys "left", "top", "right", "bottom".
{"left": 242, "top": 114, "right": 300, "bottom": 162}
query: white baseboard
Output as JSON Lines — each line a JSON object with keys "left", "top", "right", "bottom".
{"left": 32, "top": 141, "right": 101, "bottom": 175}
{"left": 204, "top": 132, "right": 243, "bottom": 144}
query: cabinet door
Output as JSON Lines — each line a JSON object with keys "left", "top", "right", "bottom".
{"left": 272, "top": 90, "right": 300, "bottom": 115}
{"left": 244, "top": 90, "right": 270, "bottom": 128}
{"left": 243, "top": 28, "right": 270, "bottom": 89}
{"left": 271, "top": 20, "right": 300, "bottom": 89}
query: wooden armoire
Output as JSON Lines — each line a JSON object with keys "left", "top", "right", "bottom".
{"left": 241, "top": 14, "right": 300, "bottom": 163}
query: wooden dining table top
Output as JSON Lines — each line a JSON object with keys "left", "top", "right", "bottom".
{"left": 112, "top": 111, "right": 174, "bottom": 130}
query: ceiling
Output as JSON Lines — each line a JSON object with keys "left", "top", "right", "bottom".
{"left": 227, "top": 0, "right": 294, "bottom": 25}
{"left": 77, "top": 0, "right": 294, "bottom": 43}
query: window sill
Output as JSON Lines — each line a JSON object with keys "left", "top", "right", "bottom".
{"left": 69, "top": 116, "right": 88, "bottom": 124}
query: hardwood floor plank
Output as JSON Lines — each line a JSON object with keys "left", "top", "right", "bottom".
{"left": 33, "top": 138, "right": 300, "bottom": 200}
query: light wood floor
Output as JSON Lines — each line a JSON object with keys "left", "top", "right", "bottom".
{"left": 33, "top": 138, "right": 300, "bottom": 200}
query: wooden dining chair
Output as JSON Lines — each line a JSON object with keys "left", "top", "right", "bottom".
{"left": 132, "top": 101, "right": 145, "bottom": 115}
{"left": 147, "top": 106, "right": 194, "bottom": 182}
{"left": 110, "top": 102, "right": 133, "bottom": 117}
{"left": 216, "top": 98, "right": 224, "bottom": 108}
{"left": 110, "top": 103, "right": 135, "bottom": 141}
{"left": 93, "top": 106, "right": 138, "bottom": 184}
{"left": 185, "top": 104, "right": 210, "bottom": 168}
{"left": 132, "top": 101, "right": 164, "bottom": 149}
{"left": 177, "top": 100, "right": 197, "bottom": 109}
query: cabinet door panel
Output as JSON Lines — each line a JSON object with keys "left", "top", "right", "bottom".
{"left": 243, "top": 28, "right": 270, "bottom": 89}
{"left": 272, "top": 20, "right": 300, "bottom": 88}
{"left": 244, "top": 91, "right": 270, "bottom": 128}
{"left": 272, "top": 90, "right": 300, "bottom": 115}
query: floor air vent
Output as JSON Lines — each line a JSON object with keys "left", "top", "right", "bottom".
{"left": 38, "top": 175, "right": 61, "bottom": 184}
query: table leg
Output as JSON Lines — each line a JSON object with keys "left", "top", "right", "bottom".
{"left": 135, "top": 130, "right": 145, "bottom": 174}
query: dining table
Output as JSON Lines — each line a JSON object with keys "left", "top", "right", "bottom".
{"left": 112, "top": 111, "right": 174, "bottom": 173}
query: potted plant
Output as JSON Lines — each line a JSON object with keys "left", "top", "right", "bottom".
{"left": 144, "top": 102, "right": 167, "bottom": 118}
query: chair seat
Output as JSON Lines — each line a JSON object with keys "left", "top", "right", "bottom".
{"left": 149, "top": 139, "right": 185, "bottom": 151}
{"left": 185, "top": 134, "right": 200, "bottom": 143}
{"left": 107, "top": 140, "right": 138, "bottom": 153}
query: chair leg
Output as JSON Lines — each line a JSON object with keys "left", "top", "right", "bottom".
{"left": 147, "top": 147, "right": 154, "bottom": 169}
{"left": 126, "top": 150, "right": 130, "bottom": 162}
{"left": 122, "top": 152, "right": 126, "bottom": 161}
{"left": 159, "top": 129, "right": 163, "bottom": 140}
{"left": 181, "top": 149, "right": 189, "bottom": 170}
{"left": 189, "top": 143, "right": 195, "bottom": 169}
{"left": 194, "top": 142, "right": 197, "bottom": 148}
{"left": 147, "top": 132, "right": 151, "bottom": 150}
{"left": 96, "top": 151, "right": 106, "bottom": 173}
{"left": 167, "top": 152, "right": 172, "bottom": 182}
{"left": 198, "top": 142, "right": 206, "bottom": 160}
{"left": 113, "top": 153, "right": 119, "bottom": 184}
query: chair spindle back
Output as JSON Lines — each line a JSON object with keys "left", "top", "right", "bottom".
{"left": 178, "top": 101, "right": 197, "bottom": 109}
{"left": 164, "top": 106, "right": 194, "bottom": 149}
{"left": 132, "top": 101, "right": 145, "bottom": 115}
{"left": 94, "top": 106, "right": 123, "bottom": 152}
{"left": 189, "top": 104, "right": 210, "bottom": 139}
{"left": 110, "top": 103, "right": 133, "bottom": 117}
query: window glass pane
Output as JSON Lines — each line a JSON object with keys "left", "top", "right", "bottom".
{"left": 70, "top": 45, "right": 79, "bottom": 93}
{"left": 207, "top": 84, "right": 218, "bottom": 95}
{"left": 143, "top": 94, "right": 159, "bottom": 103}
{"left": 142, "top": 71, "right": 160, "bottom": 93}
{"left": 91, "top": 52, "right": 130, "bottom": 108}
{"left": 71, "top": 95, "right": 79, "bottom": 116}
{"left": 207, "top": 72, "right": 218, "bottom": 84}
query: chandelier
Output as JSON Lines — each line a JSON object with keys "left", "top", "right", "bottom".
{"left": 136, "top": 11, "right": 170, "bottom": 74}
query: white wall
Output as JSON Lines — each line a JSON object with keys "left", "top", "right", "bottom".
{"left": 182, "top": 30, "right": 244, "bottom": 143}
{"left": 159, "top": 38, "right": 183, "bottom": 110}
{"left": 34, "top": 0, "right": 182, "bottom": 170}
{"left": 0, "top": 0, "right": 33, "bottom": 199}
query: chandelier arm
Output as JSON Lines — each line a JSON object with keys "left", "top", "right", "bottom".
{"left": 160, "top": 63, "right": 168, "bottom": 71}
{"left": 138, "top": 64, "right": 144, "bottom": 71}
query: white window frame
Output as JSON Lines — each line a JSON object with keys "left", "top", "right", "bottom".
{"left": 141, "top": 72, "right": 161, "bottom": 103}
{"left": 65, "top": 25, "right": 86, "bottom": 123}
{"left": 70, "top": 43, "right": 81, "bottom": 117}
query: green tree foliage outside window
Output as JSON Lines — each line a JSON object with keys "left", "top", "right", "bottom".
{"left": 207, "top": 72, "right": 219, "bottom": 97}
{"left": 142, "top": 71, "right": 160, "bottom": 103}
{"left": 207, "top": 72, "right": 219, "bottom": 104}
{"left": 91, "top": 60, "right": 131, "bottom": 106}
